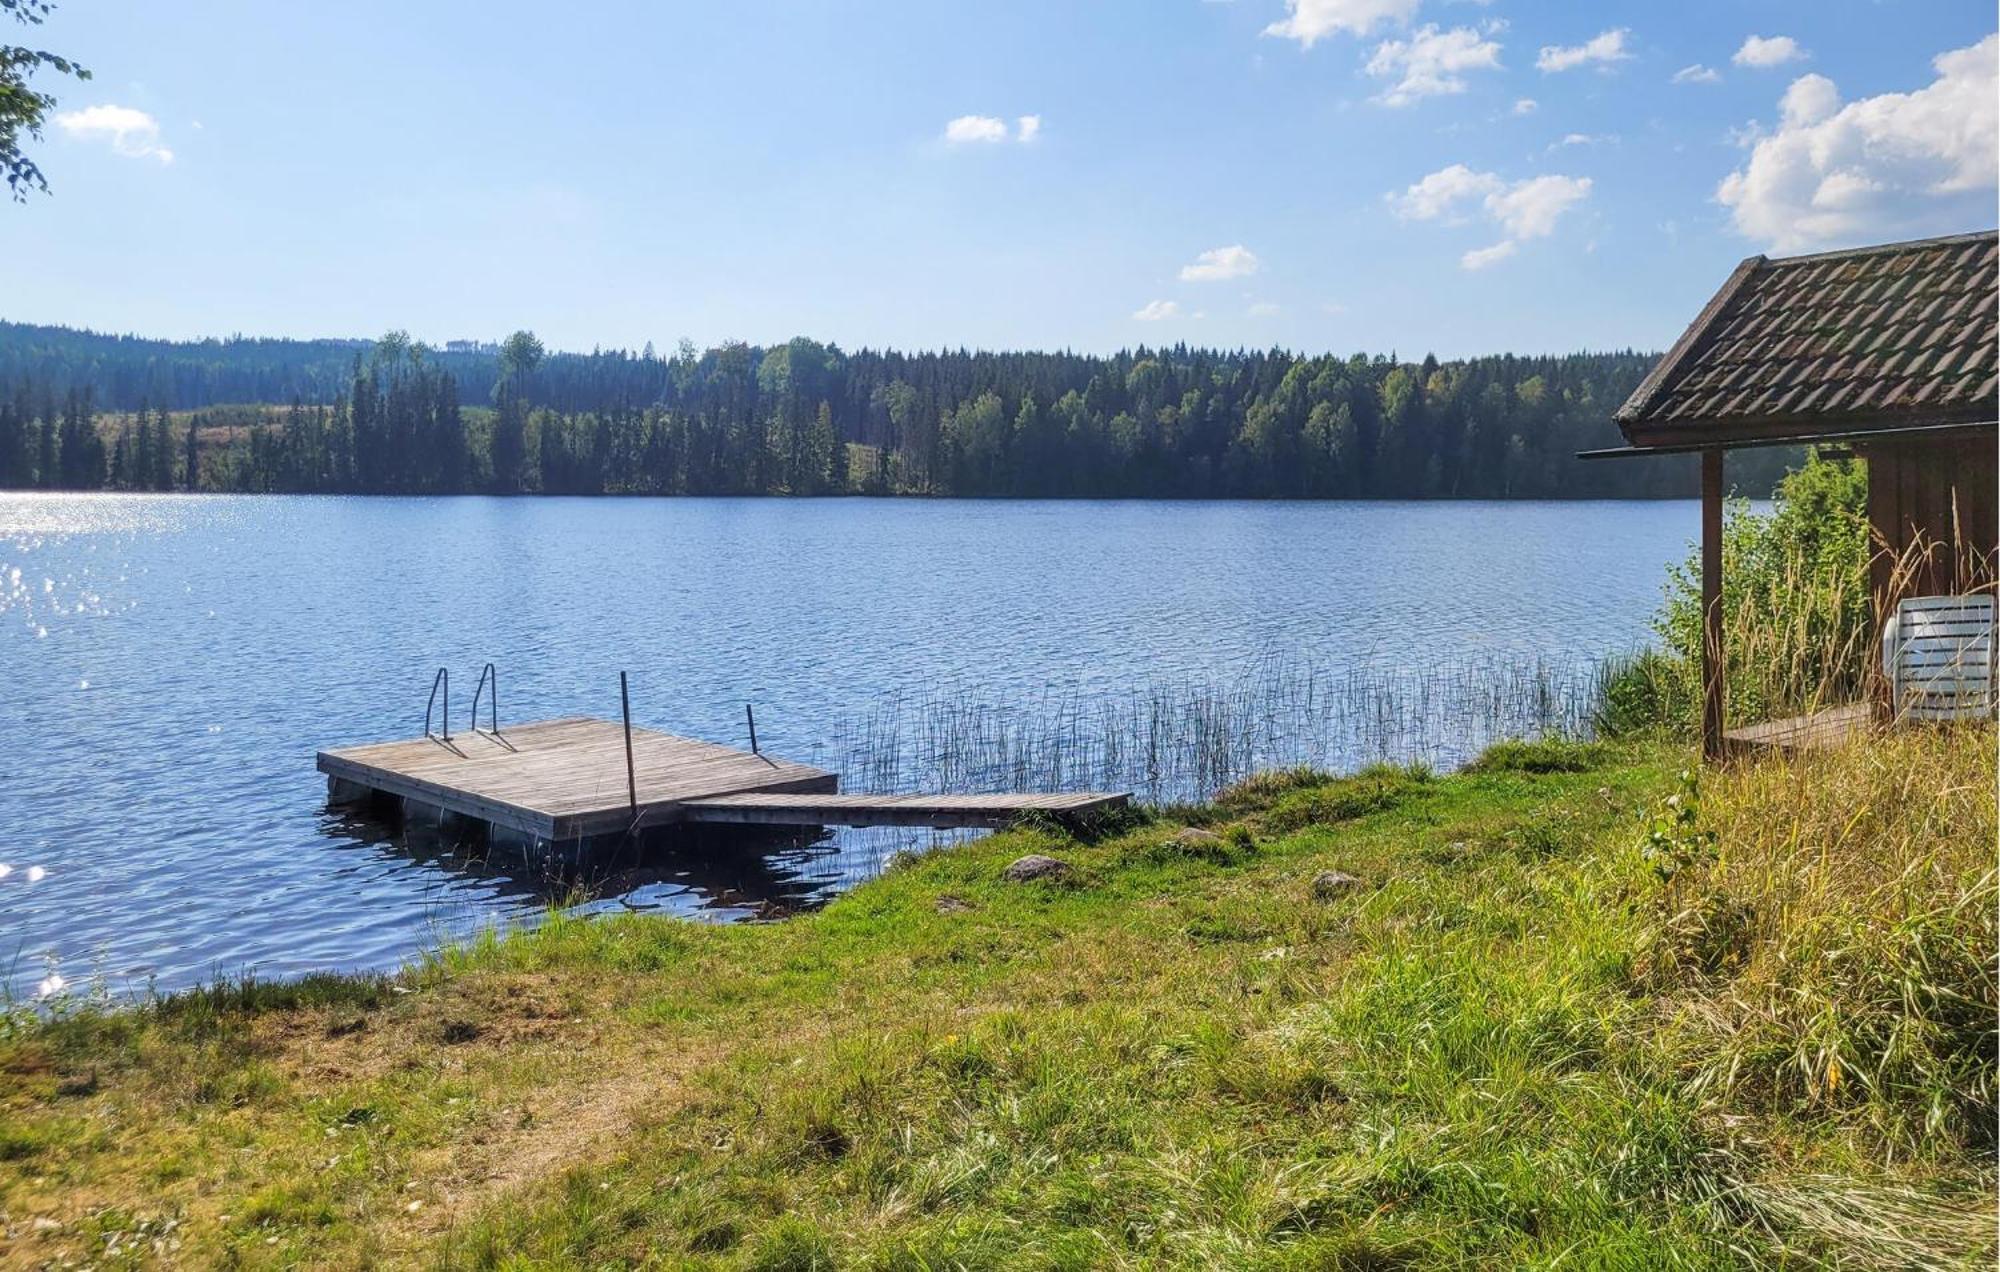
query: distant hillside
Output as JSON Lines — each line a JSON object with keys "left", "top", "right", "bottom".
{"left": 0, "top": 321, "right": 502, "bottom": 409}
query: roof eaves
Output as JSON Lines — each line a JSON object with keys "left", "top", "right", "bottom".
{"left": 1615, "top": 253, "right": 1766, "bottom": 427}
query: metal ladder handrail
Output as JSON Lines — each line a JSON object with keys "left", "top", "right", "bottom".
{"left": 423, "top": 667, "right": 450, "bottom": 742}
{"left": 468, "top": 662, "right": 500, "bottom": 735}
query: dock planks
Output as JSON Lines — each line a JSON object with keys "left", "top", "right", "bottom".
{"left": 1722, "top": 701, "right": 1873, "bottom": 756}
{"left": 319, "top": 717, "right": 836, "bottom": 840}
{"left": 318, "top": 716, "right": 1130, "bottom": 839}
{"left": 679, "top": 790, "right": 1129, "bottom": 830}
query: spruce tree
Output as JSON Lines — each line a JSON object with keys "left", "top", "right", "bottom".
{"left": 183, "top": 413, "right": 200, "bottom": 490}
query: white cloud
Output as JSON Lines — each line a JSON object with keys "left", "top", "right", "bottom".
{"left": 1365, "top": 24, "right": 1503, "bottom": 106}
{"left": 1734, "top": 34, "right": 1805, "bottom": 69}
{"left": 1717, "top": 34, "right": 1998, "bottom": 250}
{"left": 1389, "top": 162, "right": 1501, "bottom": 221}
{"left": 1461, "top": 240, "right": 1518, "bottom": 269}
{"left": 943, "top": 115, "right": 1009, "bottom": 144}
{"left": 1485, "top": 173, "right": 1593, "bottom": 238}
{"left": 1779, "top": 74, "right": 1839, "bottom": 127}
{"left": 53, "top": 104, "right": 174, "bottom": 163}
{"left": 1133, "top": 299, "right": 1183, "bottom": 321}
{"left": 1263, "top": 0, "right": 1419, "bottom": 46}
{"left": 1392, "top": 163, "right": 1593, "bottom": 268}
{"left": 943, "top": 114, "right": 1042, "bottom": 146}
{"left": 1247, "top": 301, "right": 1282, "bottom": 317}
{"left": 1536, "top": 28, "right": 1631, "bottom": 73}
{"left": 1179, "top": 244, "right": 1261, "bottom": 282}
{"left": 1512, "top": 97, "right": 1539, "bottom": 115}
{"left": 1673, "top": 64, "right": 1721, "bottom": 85}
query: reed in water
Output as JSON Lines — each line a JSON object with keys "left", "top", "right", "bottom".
{"left": 812, "top": 652, "right": 1612, "bottom": 804}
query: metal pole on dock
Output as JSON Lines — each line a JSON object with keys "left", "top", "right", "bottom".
{"left": 619, "top": 671, "right": 638, "bottom": 815}
{"left": 744, "top": 703, "right": 759, "bottom": 754}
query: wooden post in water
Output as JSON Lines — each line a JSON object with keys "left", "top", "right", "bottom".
{"left": 619, "top": 671, "right": 638, "bottom": 815}
{"left": 745, "top": 703, "right": 759, "bottom": 755}
{"left": 1701, "top": 447, "right": 1726, "bottom": 762}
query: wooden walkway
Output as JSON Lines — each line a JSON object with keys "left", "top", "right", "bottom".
{"left": 680, "top": 791, "right": 1128, "bottom": 830}
{"left": 318, "top": 716, "right": 1128, "bottom": 840}
{"left": 1723, "top": 701, "right": 1873, "bottom": 756}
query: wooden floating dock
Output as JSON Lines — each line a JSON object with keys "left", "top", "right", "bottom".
{"left": 318, "top": 716, "right": 1128, "bottom": 842}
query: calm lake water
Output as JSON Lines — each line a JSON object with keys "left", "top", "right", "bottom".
{"left": 2, "top": 495, "right": 1707, "bottom": 1000}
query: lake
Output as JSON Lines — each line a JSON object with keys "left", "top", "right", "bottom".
{"left": 1, "top": 495, "right": 1707, "bottom": 1001}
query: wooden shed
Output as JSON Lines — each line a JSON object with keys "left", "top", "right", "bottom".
{"left": 1585, "top": 229, "right": 1998, "bottom": 758}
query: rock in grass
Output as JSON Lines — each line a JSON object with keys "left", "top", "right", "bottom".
{"left": 1310, "top": 869, "right": 1361, "bottom": 900}
{"left": 935, "top": 894, "right": 975, "bottom": 914}
{"left": 1168, "top": 827, "right": 1224, "bottom": 850}
{"left": 1002, "top": 854, "right": 1071, "bottom": 882}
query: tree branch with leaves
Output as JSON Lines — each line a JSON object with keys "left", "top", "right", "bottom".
{"left": 2, "top": 0, "right": 88, "bottom": 201}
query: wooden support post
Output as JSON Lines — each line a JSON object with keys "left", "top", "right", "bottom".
{"left": 1701, "top": 447, "right": 1725, "bottom": 762}
{"left": 619, "top": 671, "right": 638, "bottom": 815}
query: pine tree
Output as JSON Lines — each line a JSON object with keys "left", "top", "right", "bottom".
{"left": 132, "top": 402, "right": 153, "bottom": 487}
{"left": 35, "top": 413, "right": 55, "bottom": 488}
{"left": 150, "top": 406, "right": 172, "bottom": 489}
{"left": 0, "top": 390, "right": 24, "bottom": 487}
{"left": 109, "top": 420, "right": 132, "bottom": 488}
{"left": 183, "top": 412, "right": 200, "bottom": 490}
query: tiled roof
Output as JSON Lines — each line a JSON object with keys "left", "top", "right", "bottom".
{"left": 1617, "top": 230, "right": 1998, "bottom": 443}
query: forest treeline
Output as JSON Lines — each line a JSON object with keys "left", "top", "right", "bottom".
{"left": 0, "top": 324, "right": 1799, "bottom": 498}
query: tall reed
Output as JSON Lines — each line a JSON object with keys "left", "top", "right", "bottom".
{"left": 809, "top": 652, "right": 1611, "bottom": 805}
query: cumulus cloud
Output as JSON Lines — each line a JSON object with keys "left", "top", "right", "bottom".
{"left": 1486, "top": 174, "right": 1593, "bottom": 239}
{"left": 1389, "top": 163, "right": 1501, "bottom": 221}
{"left": 1263, "top": 0, "right": 1419, "bottom": 46}
{"left": 1717, "top": 34, "right": 1997, "bottom": 250}
{"left": 1734, "top": 35, "right": 1805, "bottom": 68}
{"left": 1512, "top": 97, "right": 1539, "bottom": 115}
{"left": 1133, "top": 299, "right": 1183, "bottom": 321}
{"left": 1778, "top": 74, "right": 1840, "bottom": 127}
{"left": 1461, "top": 240, "right": 1518, "bottom": 270}
{"left": 1536, "top": 28, "right": 1631, "bottom": 73}
{"left": 1391, "top": 163, "right": 1592, "bottom": 268}
{"left": 1016, "top": 114, "right": 1042, "bottom": 143}
{"left": 1673, "top": 64, "right": 1721, "bottom": 85}
{"left": 1179, "top": 244, "right": 1260, "bottom": 282}
{"left": 1365, "top": 24, "right": 1503, "bottom": 106}
{"left": 52, "top": 104, "right": 174, "bottom": 163}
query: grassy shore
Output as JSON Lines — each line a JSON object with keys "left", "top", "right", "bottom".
{"left": 2, "top": 730, "right": 1991, "bottom": 1268}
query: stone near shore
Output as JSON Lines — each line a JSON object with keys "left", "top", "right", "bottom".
{"left": 1002, "top": 854, "right": 1072, "bottom": 882}
{"left": 1311, "top": 869, "right": 1362, "bottom": 900}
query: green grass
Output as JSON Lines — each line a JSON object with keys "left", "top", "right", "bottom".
{"left": 1, "top": 731, "right": 1991, "bottom": 1268}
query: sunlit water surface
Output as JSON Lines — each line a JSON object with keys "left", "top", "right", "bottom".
{"left": 1, "top": 494, "right": 1711, "bottom": 999}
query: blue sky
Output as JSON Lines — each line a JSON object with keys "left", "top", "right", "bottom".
{"left": 5, "top": 1, "right": 1995, "bottom": 357}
